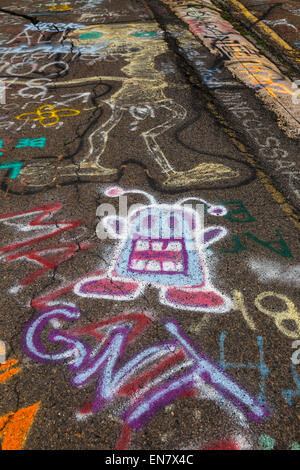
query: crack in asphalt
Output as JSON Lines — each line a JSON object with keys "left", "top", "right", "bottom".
{"left": 0, "top": 7, "right": 39, "bottom": 25}
{"left": 249, "top": 2, "right": 284, "bottom": 27}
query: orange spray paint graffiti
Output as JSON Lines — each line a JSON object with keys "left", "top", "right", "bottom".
{"left": 0, "top": 403, "right": 40, "bottom": 450}
{"left": 0, "top": 359, "right": 21, "bottom": 385}
{"left": 0, "top": 359, "right": 40, "bottom": 450}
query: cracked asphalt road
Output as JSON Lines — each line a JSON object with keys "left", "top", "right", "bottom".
{"left": 0, "top": 0, "right": 299, "bottom": 451}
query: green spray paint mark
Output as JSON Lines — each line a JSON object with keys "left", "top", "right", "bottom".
{"left": 245, "top": 230, "right": 292, "bottom": 258}
{"left": 221, "top": 230, "right": 292, "bottom": 258}
{"left": 259, "top": 434, "right": 275, "bottom": 450}
{"left": 78, "top": 32, "right": 103, "bottom": 40}
{"left": 219, "top": 200, "right": 256, "bottom": 223}
{"left": 0, "top": 161, "right": 23, "bottom": 179}
{"left": 132, "top": 31, "right": 158, "bottom": 38}
{"left": 291, "top": 442, "right": 300, "bottom": 450}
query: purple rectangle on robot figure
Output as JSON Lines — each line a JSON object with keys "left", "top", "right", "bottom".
{"left": 128, "top": 238, "right": 188, "bottom": 275}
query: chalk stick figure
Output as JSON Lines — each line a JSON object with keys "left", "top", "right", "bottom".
{"left": 15, "top": 24, "right": 243, "bottom": 191}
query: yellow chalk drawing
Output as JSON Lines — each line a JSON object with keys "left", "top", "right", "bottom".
{"left": 233, "top": 290, "right": 256, "bottom": 331}
{"left": 236, "top": 64, "right": 294, "bottom": 97}
{"left": 255, "top": 292, "right": 300, "bottom": 339}
{"left": 235, "top": 290, "right": 300, "bottom": 339}
{"left": 16, "top": 22, "right": 239, "bottom": 189}
{"left": 236, "top": 62, "right": 293, "bottom": 97}
{"left": 48, "top": 4, "right": 72, "bottom": 11}
{"left": 71, "top": 23, "right": 239, "bottom": 187}
{"left": 15, "top": 104, "right": 80, "bottom": 127}
{"left": 0, "top": 403, "right": 40, "bottom": 450}
{"left": 3, "top": 78, "right": 190, "bottom": 88}
{"left": 0, "top": 359, "right": 21, "bottom": 385}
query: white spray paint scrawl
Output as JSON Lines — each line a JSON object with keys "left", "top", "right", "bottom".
{"left": 0, "top": 81, "right": 6, "bottom": 105}
{"left": 249, "top": 257, "right": 300, "bottom": 287}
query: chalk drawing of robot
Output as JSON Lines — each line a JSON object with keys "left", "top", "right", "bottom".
{"left": 16, "top": 23, "right": 239, "bottom": 190}
{"left": 74, "top": 187, "right": 232, "bottom": 313}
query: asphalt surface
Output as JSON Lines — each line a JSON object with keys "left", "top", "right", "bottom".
{"left": 237, "top": 0, "right": 300, "bottom": 51}
{"left": 0, "top": 0, "right": 299, "bottom": 451}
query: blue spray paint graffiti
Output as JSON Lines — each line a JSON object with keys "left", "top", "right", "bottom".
{"left": 219, "top": 332, "right": 269, "bottom": 406}
{"left": 282, "top": 364, "right": 300, "bottom": 405}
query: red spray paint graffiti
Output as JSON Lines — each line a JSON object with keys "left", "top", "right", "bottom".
{"left": 0, "top": 203, "right": 90, "bottom": 291}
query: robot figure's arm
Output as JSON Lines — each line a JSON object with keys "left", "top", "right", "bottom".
{"left": 202, "top": 226, "right": 227, "bottom": 248}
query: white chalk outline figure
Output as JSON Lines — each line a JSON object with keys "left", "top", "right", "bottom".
{"left": 15, "top": 24, "right": 239, "bottom": 189}
{"left": 74, "top": 187, "right": 232, "bottom": 313}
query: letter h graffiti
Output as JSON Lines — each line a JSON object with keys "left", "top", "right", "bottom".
{"left": 219, "top": 332, "right": 269, "bottom": 406}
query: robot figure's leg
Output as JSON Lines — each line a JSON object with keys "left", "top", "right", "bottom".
{"left": 80, "top": 102, "right": 124, "bottom": 175}
{"left": 142, "top": 101, "right": 240, "bottom": 189}
{"left": 74, "top": 273, "right": 143, "bottom": 301}
{"left": 160, "top": 285, "right": 231, "bottom": 313}
{"left": 142, "top": 100, "right": 187, "bottom": 175}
